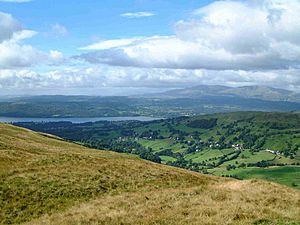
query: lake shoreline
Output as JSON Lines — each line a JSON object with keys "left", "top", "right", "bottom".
{"left": 0, "top": 116, "right": 164, "bottom": 124}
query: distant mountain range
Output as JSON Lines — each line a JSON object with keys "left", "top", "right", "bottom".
{"left": 151, "top": 85, "right": 299, "bottom": 102}
{"left": 0, "top": 85, "right": 300, "bottom": 118}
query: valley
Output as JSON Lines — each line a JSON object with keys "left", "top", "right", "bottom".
{"left": 2, "top": 0, "right": 300, "bottom": 224}
{"left": 0, "top": 123, "right": 300, "bottom": 225}
{"left": 16, "top": 111, "right": 300, "bottom": 189}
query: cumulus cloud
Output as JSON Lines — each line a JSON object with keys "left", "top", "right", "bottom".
{"left": 0, "top": 11, "right": 63, "bottom": 69}
{"left": 0, "top": 40, "right": 47, "bottom": 69}
{"left": 120, "top": 11, "right": 155, "bottom": 18}
{"left": 2, "top": 0, "right": 300, "bottom": 95}
{"left": 81, "top": 0, "right": 300, "bottom": 71}
{"left": 2, "top": 65, "right": 300, "bottom": 94}
{"left": 0, "top": 31, "right": 51, "bottom": 69}
{"left": 0, "top": 66, "right": 202, "bottom": 91}
{"left": 0, "top": 12, "right": 22, "bottom": 42}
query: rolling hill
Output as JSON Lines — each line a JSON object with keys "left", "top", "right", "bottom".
{"left": 1, "top": 123, "right": 300, "bottom": 225}
{"left": 1, "top": 85, "right": 300, "bottom": 118}
{"left": 156, "top": 85, "right": 298, "bottom": 102}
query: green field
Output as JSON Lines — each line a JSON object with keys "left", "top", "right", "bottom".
{"left": 137, "top": 139, "right": 187, "bottom": 153}
{"left": 185, "top": 149, "right": 231, "bottom": 162}
{"left": 15, "top": 111, "right": 300, "bottom": 189}
{"left": 159, "top": 155, "right": 177, "bottom": 162}
{"left": 215, "top": 166, "right": 300, "bottom": 189}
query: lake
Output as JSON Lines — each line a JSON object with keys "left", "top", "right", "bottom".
{"left": 0, "top": 116, "right": 164, "bottom": 124}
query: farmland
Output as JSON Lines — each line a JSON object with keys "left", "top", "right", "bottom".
{"left": 15, "top": 111, "right": 300, "bottom": 189}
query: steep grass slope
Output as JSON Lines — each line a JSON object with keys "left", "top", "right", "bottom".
{"left": 0, "top": 124, "right": 300, "bottom": 225}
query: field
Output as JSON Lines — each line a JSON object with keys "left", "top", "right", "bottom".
{"left": 16, "top": 111, "right": 300, "bottom": 189}
{"left": 137, "top": 139, "right": 187, "bottom": 153}
{"left": 1, "top": 123, "right": 300, "bottom": 225}
{"left": 215, "top": 166, "right": 300, "bottom": 188}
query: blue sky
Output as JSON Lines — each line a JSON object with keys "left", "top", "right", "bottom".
{"left": 0, "top": 0, "right": 300, "bottom": 95}
{"left": 0, "top": 0, "right": 213, "bottom": 55}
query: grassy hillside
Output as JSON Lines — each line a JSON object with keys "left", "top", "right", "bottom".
{"left": 16, "top": 111, "right": 300, "bottom": 189}
{"left": 1, "top": 123, "right": 300, "bottom": 225}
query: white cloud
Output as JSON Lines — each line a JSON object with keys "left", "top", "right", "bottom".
{"left": 120, "top": 11, "right": 155, "bottom": 18}
{"left": 51, "top": 23, "right": 69, "bottom": 37}
{"left": 2, "top": 0, "right": 300, "bottom": 94}
{"left": 80, "top": 38, "right": 142, "bottom": 50}
{"left": 0, "top": 25, "right": 48, "bottom": 68}
{"left": 0, "top": 12, "right": 22, "bottom": 42}
{"left": 11, "top": 30, "right": 37, "bottom": 42}
{"left": 0, "top": 0, "right": 31, "bottom": 2}
{"left": 2, "top": 65, "right": 300, "bottom": 94}
{"left": 81, "top": 0, "right": 300, "bottom": 71}
{"left": 0, "top": 11, "right": 63, "bottom": 69}
{"left": 0, "top": 40, "right": 47, "bottom": 69}
{"left": 49, "top": 50, "right": 64, "bottom": 62}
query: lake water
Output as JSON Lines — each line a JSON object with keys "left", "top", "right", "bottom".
{"left": 0, "top": 116, "right": 163, "bottom": 124}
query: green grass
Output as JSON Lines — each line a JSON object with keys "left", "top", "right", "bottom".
{"left": 228, "top": 150, "right": 275, "bottom": 164}
{"left": 273, "top": 156, "right": 298, "bottom": 164}
{"left": 160, "top": 155, "right": 177, "bottom": 162}
{"left": 264, "top": 134, "right": 292, "bottom": 150}
{"left": 216, "top": 166, "right": 300, "bottom": 189}
{"left": 137, "top": 139, "right": 187, "bottom": 153}
{"left": 185, "top": 149, "right": 230, "bottom": 163}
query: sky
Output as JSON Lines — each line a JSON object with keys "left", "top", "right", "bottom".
{"left": 0, "top": 0, "right": 300, "bottom": 95}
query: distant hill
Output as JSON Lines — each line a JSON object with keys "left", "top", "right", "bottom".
{"left": 1, "top": 88, "right": 300, "bottom": 118}
{"left": 155, "top": 85, "right": 299, "bottom": 102}
{"left": 1, "top": 123, "right": 300, "bottom": 225}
